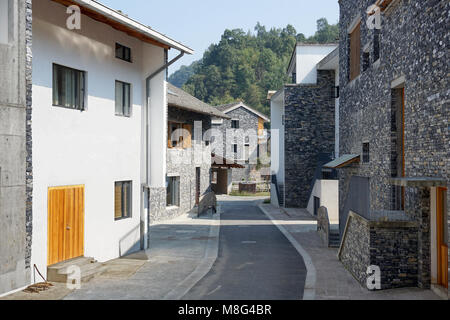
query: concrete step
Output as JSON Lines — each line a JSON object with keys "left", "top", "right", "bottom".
{"left": 47, "top": 257, "right": 105, "bottom": 283}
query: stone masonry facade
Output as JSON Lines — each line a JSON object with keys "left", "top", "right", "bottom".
{"left": 0, "top": 0, "right": 33, "bottom": 295}
{"left": 212, "top": 106, "right": 268, "bottom": 183}
{"left": 283, "top": 70, "right": 336, "bottom": 208}
{"left": 339, "top": 0, "right": 449, "bottom": 289}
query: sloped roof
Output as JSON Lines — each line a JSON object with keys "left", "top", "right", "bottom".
{"left": 215, "top": 101, "right": 270, "bottom": 122}
{"left": 167, "top": 83, "right": 230, "bottom": 119}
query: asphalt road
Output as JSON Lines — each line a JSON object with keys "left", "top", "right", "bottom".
{"left": 183, "top": 198, "right": 307, "bottom": 300}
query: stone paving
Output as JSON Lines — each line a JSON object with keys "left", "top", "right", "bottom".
{"left": 259, "top": 203, "right": 442, "bottom": 300}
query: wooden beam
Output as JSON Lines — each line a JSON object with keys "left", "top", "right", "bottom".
{"left": 51, "top": 0, "right": 170, "bottom": 50}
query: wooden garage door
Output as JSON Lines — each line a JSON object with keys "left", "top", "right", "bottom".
{"left": 48, "top": 185, "right": 85, "bottom": 266}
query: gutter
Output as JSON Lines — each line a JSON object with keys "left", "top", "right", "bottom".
{"left": 140, "top": 50, "right": 185, "bottom": 250}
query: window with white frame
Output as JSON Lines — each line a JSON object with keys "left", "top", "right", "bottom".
{"left": 115, "top": 80, "right": 131, "bottom": 116}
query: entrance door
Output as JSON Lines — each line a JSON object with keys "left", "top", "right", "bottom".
{"left": 195, "top": 168, "right": 201, "bottom": 205}
{"left": 48, "top": 185, "right": 85, "bottom": 266}
{"left": 436, "top": 187, "right": 448, "bottom": 288}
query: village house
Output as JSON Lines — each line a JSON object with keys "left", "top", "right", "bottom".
{"left": 1, "top": 0, "right": 194, "bottom": 296}
{"left": 270, "top": 43, "right": 339, "bottom": 225}
{"left": 212, "top": 101, "right": 270, "bottom": 194}
{"left": 166, "top": 82, "right": 229, "bottom": 219}
{"left": 333, "top": 0, "right": 448, "bottom": 295}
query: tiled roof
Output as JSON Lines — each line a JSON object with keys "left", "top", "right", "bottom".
{"left": 167, "top": 83, "right": 230, "bottom": 119}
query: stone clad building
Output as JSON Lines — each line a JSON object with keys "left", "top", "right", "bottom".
{"left": 165, "top": 83, "right": 229, "bottom": 220}
{"left": 212, "top": 102, "right": 270, "bottom": 190}
{"left": 335, "top": 0, "right": 449, "bottom": 293}
{"left": 0, "top": 0, "right": 33, "bottom": 296}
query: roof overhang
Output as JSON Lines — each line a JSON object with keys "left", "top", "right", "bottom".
{"left": 317, "top": 46, "right": 339, "bottom": 71}
{"left": 221, "top": 102, "right": 270, "bottom": 123}
{"left": 51, "top": 0, "right": 194, "bottom": 54}
{"left": 211, "top": 154, "right": 245, "bottom": 169}
{"left": 168, "top": 103, "right": 230, "bottom": 119}
{"left": 324, "top": 154, "right": 360, "bottom": 169}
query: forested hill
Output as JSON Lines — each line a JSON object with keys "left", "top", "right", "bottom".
{"left": 168, "top": 18, "right": 339, "bottom": 116}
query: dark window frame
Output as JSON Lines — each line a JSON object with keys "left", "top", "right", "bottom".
{"left": 231, "top": 120, "right": 240, "bottom": 129}
{"left": 52, "top": 63, "right": 86, "bottom": 111}
{"left": 115, "top": 80, "right": 131, "bottom": 117}
{"left": 114, "top": 181, "right": 132, "bottom": 221}
{"left": 166, "top": 176, "right": 180, "bottom": 207}
{"left": 362, "top": 142, "right": 370, "bottom": 163}
{"left": 115, "top": 43, "right": 132, "bottom": 63}
{"left": 373, "top": 29, "right": 381, "bottom": 63}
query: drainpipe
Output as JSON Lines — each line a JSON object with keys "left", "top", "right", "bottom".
{"left": 140, "top": 50, "right": 185, "bottom": 250}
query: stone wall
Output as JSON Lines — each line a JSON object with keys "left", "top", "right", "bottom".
{"left": 0, "top": 0, "right": 32, "bottom": 295}
{"left": 339, "top": 212, "right": 419, "bottom": 290}
{"left": 212, "top": 106, "right": 267, "bottom": 182}
{"left": 317, "top": 206, "right": 330, "bottom": 246}
{"left": 338, "top": 0, "right": 449, "bottom": 289}
{"left": 283, "top": 70, "right": 336, "bottom": 208}
{"left": 155, "top": 107, "right": 212, "bottom": 222}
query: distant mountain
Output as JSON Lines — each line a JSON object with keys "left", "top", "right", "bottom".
{"left": 171, "top": 18, "right": 339, "bottom": 115}
{"left": 168, "top": 60, "right": 201, "bottom": 88}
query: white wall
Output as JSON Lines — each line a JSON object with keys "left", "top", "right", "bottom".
{"left": 307, "top": 179, "right": 339, "bottom": 224}
{"left": 295, "top": 45, "right": 337, "bottom": 84}
{"left": 31, "top": 1, "right": 165, "bottom": 276}
{"left": 270, "top": 92, "right": 284, "bottom": 185}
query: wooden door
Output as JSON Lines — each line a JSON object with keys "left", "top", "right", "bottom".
{"left": 436, "top": 187, "right": 448, "bottom": 288}
{"left": 48, "top": 185, "right": 85, "bottom": 266}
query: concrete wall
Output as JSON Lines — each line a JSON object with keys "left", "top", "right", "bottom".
{"left": 31, "top": 0, "right": 166, "bottom": 277}
{"left": 0, "top": 0, "right": 32, "bottom": 297}
{"left": 307, "top": 179, "right": 339, "bottom": 224}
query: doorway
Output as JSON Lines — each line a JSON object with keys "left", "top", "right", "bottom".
{"left": 47, "top": 185, "right": 85, "bottom": 266}
{"left": 436, "top": 187, "right": 448, "bottom": 288}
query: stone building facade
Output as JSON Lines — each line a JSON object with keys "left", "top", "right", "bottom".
{"left": 0, "top": 0, "right": 33, "bottom": 296}
{"left": 213, "top": 102, "right": 270, "bottom": 184}
{"left": 338, "top": 0, "right": 449, "bottom": 290}
{"left": 283, "top": 71, "right": 336, "bottom": 208}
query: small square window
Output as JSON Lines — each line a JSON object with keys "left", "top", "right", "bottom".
{"left": 231, "top": 120, "right": 239, "bottom": 129}
{"left": 115, "top": 43, "right": 132, "bottom": 62}
{"left": 115, "top": 80, "right": 131, "bottom": 116}
{"left": 115, "top": 181, "right": 132, "bottom": 220}
{"left": 363, "top": 143, "right": 370, "bottom": 163}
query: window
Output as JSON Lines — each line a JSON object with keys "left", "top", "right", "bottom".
{"left": 115, "top": 80, "right": 131, "bottom": 116}
{"left": 53, "top": 64, "right": 86, "bottom": 110}
{"left": 349, "top": 22, "right": 361, "bottom": 81}
{"left": 166, "top": 176, "right": 180, "bottom": 207}
{"left": 0, "top": 0, "right": 11, "bottom": 44}
{"left": 292, "top": 72, "right": 297, "bottom": 84}
{"left": 231, "top": 120, "right": 240, "bottom": 129}
{"left": 244, "top": 144, "right": 250, "bottom": 164}
{"left": 373, "top": 29, "right": 380, "bottom": 62}
{"left": 168, "top": 122, "right": 192, "bottom": 149}
{"left": 114, "top": 181, "right": 132, "bottom": 220}
{"left": 363, "top": 51, "right": 370, "bottom": 72}
{"left": 362, "top": 143, "right": 370, "bottom": 163}
{"left": 115, "top": 43, "right": 132, "bottom": 62}
{"left": 331, "top": 86, "right": 340, "bottom": 99}
{"left": 232, "top": 144, "right": 238, "bottom": 160}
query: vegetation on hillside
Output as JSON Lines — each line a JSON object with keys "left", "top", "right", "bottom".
{"left": 168, "top": 18, "right": 339, "bottom": 116}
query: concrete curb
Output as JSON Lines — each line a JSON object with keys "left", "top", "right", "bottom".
{"left": 162, "top": 206, "right": 221, "bottom": 300}
{"left": 258, "top": 204, "right": 316, "bottom": 300}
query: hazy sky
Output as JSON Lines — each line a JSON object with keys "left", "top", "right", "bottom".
{"left": 99, "top": 0, "right": 340, "bottom": 75}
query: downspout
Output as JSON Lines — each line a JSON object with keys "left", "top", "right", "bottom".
{"left": 140, "top": 50, "right": 185, "bottom": 250}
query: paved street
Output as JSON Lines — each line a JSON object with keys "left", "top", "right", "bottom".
{"left": 183, "top": 197, "right": 306, "bottom": 300}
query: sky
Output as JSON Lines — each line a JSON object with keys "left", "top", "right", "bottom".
{"left": 100, "top": 0, "right": 340, "bottom": 75}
